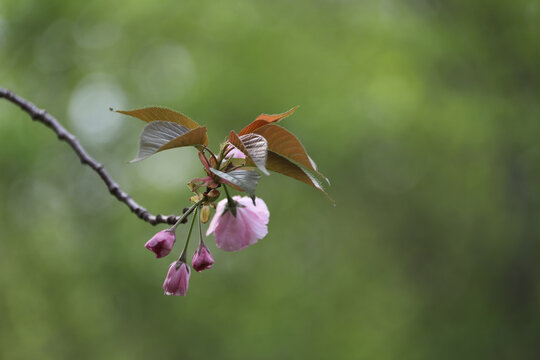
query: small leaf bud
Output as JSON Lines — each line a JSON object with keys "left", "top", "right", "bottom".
{"left": 200, "top": 205, "right": 211, "bottom": 223}
{"left": 206, "top": 189, "right": 220, "bottom": 201}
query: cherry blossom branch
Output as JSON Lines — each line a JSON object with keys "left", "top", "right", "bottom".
{"left": 0, "top": 88, "right": 185, "bottom": 226}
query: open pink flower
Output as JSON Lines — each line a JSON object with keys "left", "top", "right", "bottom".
{"left": 163, "top": 261, "right": 191, "bottom": 296}
{"left": 206, "top": 196, "right": 269, "bottom": 251}
{"left": 145, "top": 229, "right": 175, "bottom": 258}
{"left": 192, "top": 242, "right": 215, "bottom": 272}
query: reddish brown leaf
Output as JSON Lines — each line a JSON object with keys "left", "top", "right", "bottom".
{"left": 238, "top": 106, "right": 298, "bottom": 135}
{"left": 228, "top": 131, "right": 269, "bottom": 175}
{"left": 252, "top": 124, "right": 316, "bottom": 172}
{"left": 132, "top": 123, "right": 208, "bottom": 162}
{"left": 159, "top": 126, "right": 208, "bottom": 151}
{"left": 266, "top": 152, "right": 334, "bottom": 204}
{"left": 117, "top": 106, "right": 201, "bottom": 130}
{"left": 118, "top": 106, "right": 209, "bottom": 152}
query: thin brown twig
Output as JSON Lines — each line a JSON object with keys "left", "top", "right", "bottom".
{"left": 0, "top": 88, "right": 184, "bottom": 226}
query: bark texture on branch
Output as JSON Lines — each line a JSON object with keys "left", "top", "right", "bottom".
{"left": 0, "top": 88, "right": 183, "bottom": 226}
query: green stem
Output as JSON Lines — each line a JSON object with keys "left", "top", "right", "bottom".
{"left": 223, "top": 184, "right": 235, "bottom": 207}
{"left": 170, "top": 199, "right": 203, "bottom": 233}
{"left": 222, "top": 184, "right": 238, "bottom": 217}
{"left": 179, "top": 205, "right": 199, "bottom": 262}
{"left": 197, "top": 204, "right": 204, "bottom": 247}
{"left": 218, "top": 142, "right": 233, "bottom": 167}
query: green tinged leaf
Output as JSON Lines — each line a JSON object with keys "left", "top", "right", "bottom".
{"left": 230, "top": 157, "right": 246, "bottom": 167}
{"left": 228, "top": 131, "right": 269, "bottom": 175}
{"left": 132, "top": 121, "right": 207, "bottom": 162}
{"left": 209, "top": 168, "right": 261, "bottom": 196}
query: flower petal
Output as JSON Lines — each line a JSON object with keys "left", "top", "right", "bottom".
{"left": 206, "top": 198, "right": 227, "bottom": 236}
{"left": 210, "top": 196, "right": 270, "bottom": 251}
{"left": 214, "top": 211, "right": 250, "bottom": 251}
{"left": 236, "top": 196, "right": 269, "bottom": 224}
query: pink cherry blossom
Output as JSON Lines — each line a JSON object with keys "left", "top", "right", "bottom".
{"left": 192, "top": 242, "right": 215, "bottom": 272}
{"left": 145, "top": 229, "right": 176, "bottom": 258}
{"left": 206, "top": 196, "right": 269, "bottom": 251}
{"left": 163, "top": 261, "right": 191, "bottom": 296}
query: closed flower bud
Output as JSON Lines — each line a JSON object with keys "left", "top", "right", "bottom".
{"left": 145, "top": 229, "right": 176, "bottom": 258}
{"left": 192, "top": 242, "right": 215, "bottom": 272}
{"left": 206, "top": 196, "right": 269, "bottom": 251}
{"left": 163, "top": 261, "right": 191, "bottom": 296}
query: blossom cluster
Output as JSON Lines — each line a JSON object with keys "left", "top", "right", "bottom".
{"left": 118, "top": 106, "right": 331, "bottom": 296}
{"left": 147, "top": 177, "right": 270, "bottom": 295}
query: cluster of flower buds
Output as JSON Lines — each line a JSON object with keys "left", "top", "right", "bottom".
{"left": 117, "top": 106, "right": 331, "bottom": 296}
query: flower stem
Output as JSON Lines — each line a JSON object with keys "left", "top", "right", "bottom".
{"left": 197, "top": 205, "right": 204, "bottom": 247}
{"left": 223, "top": 184, "right": 235, "bottom": 207}
{"left": 170, "top": 199, "right": 203, "bottom": 233}
{"left": 179, "top": 205, "right": 199, "bottom": 262}
{"left": 222, "top": 184, "right": 237, "bottom": 217}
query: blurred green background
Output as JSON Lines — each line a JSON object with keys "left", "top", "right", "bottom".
{"left": 1, "top": 0, "right": 539, "bottom": 359}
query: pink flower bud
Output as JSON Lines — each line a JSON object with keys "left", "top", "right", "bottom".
{"left": 145, "top": 229, "right": 175, "bottom": 258}
{"left": 206, "top": 196, "right": 269, "bottom": 252}
{"left": 225, "top": 145, "right": 246, "bottom": 159}
{"left": 163, "top": 261, "right": 191, "bottom": 296}
{"left": 192, "top": 243, "right": 215, "bottom": 272}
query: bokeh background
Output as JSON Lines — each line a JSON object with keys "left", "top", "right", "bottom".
{"left": 1, "top": 0, "right": 539, "bottom": 359}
